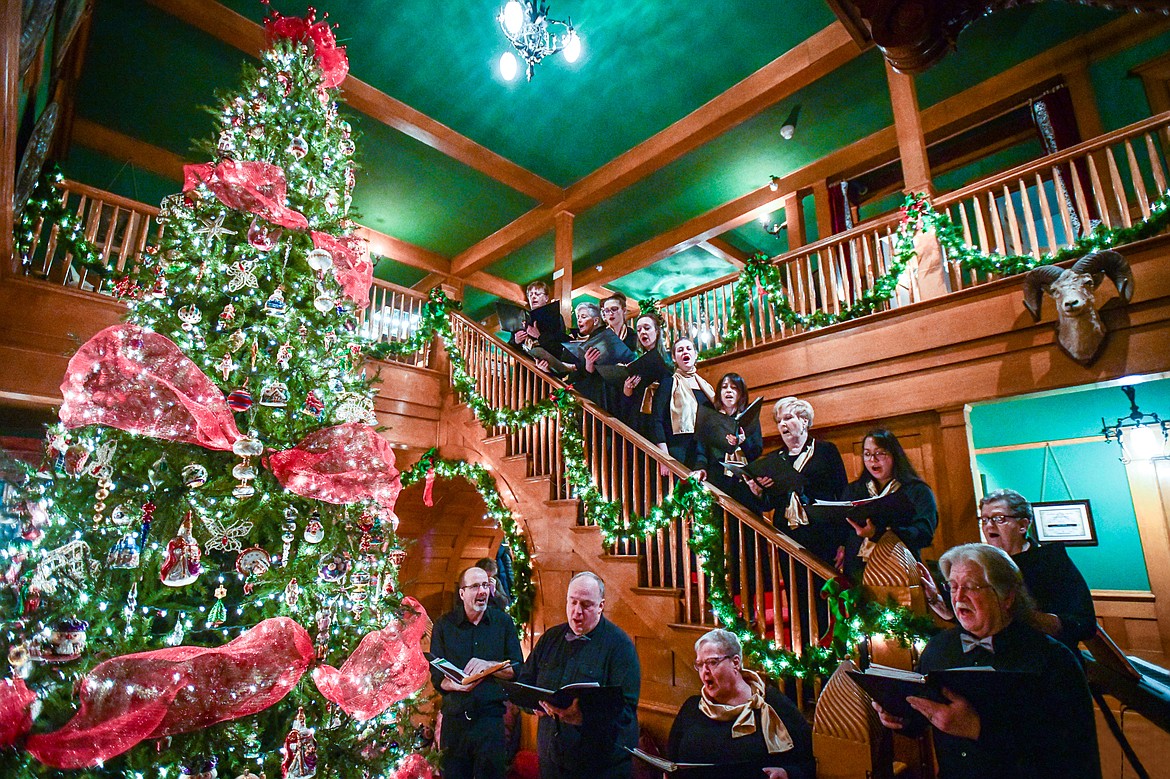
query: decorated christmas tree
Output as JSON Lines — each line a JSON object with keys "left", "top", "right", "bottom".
{"left": 1, "top": 9, "right": 437, "bottom": 779}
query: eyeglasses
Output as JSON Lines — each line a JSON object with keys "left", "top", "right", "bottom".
{"left": 979, "top": 514, "right": 1025, "bottom": 525}
{"left": 945, "top": 581, "right": 993, "bottom": 596}
{"left": 460, "top": 582, "right": 492, "bottom": 591}
{"left": 862, "top": 450, "right": 891, "bottom": 460}
{"left": 693, "top": 655, "right": 733, "bottom": 671}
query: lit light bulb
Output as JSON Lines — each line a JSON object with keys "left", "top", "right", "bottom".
{"left": 502, "top": 1, "right": 525, "bottom": 35}
{"left": 563, "top": 31, "right": 582, "bottom": 63}
{"left": 780, "top": 123, "right": 796, "bottom": 141}
{"left": 1125, "top": 425, "right": 1166, "bottom": 460}
{"left": 500, "top": 51, "right": 519, "bottom": 81}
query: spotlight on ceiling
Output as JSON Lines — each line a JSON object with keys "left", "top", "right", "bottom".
{"left": 779, "top": 104, "right": 801, "bottom": 140}
{"left": 498, "top": 0, "right": 581, "bottom": 82}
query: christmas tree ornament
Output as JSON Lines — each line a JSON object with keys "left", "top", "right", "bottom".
{"left": 41, "top": 618, "right": 88, "bottom": 663}
{"left": 194, "top": 212, "right": 238, "bottom": 244}
{"left": 265, "top": 286, "right": 288, "bottom": 317}
{"left": 147, "top": 456, "right": 171, "bottom": 487}
{"left": 314, "top": 608, "right": 332, "bottom": 659}
{"left": 323, "top": 333, "right": 338, "bottom": 352}
{"left": 218, "top": 130, "right": 235, "bottom": 155}
{"left": 227, "top": 387, "right": 254, "bottom": 413}
{"left": 110, "top": 503, "right": 133, "bottom": 526}
{"left": 8, "top": 642, "right": 32, "bottom": 678}
{"left": 287, "top": 134, "right": 309, "bottom": 159}
{"left": 218, "top": 353, "right": 238, "bottom": 382}
{"left": 228, "top": 329, "right": 247, "bottom": 353}
{"left": 312, "top": 288, "right": 335, "bottom": 313}
{"left": 235, "top": 546, "right": 271, "bottom": 578}
{"left": 180, "top": 756, "right": 218, "bottom": 779}
{"left": 318, "top": 553, "right": 349, "bottom": 583}
{"left": 226, "top": 260, "right": 260, "bottom": 292}
{"left": 183, "top": 463, "right": 209, "bottom": 489}
{"left": 31, "top": 539, "right": 96, "bottom": 594}
{"left": 303, "top": 390, "right": 325, "bottom": 420}
{"left": 334, "top": 392, "right": 377, "bottom": 425}
{"left": 235, "top": 769, "right": 262, "bottom": 779}
{"left": 200, "top": 512, "right": 254, "bottom": 553}
{"left": 207, "top": 585, "right": 228, "bottom": 628}
{"left": 338, "top": 137, "right": 355, "bottom": 157}
{"left": 303, "top": 510, "right": 324, "bottom": 544}
{"left": 387, "top": 549, "right": 407, "bottom": 570}
{"left": 323, "top": 190, "right": 340, "bottom": 215}
{"left": 166, "top": 618, "right": 186, "bottom": 646}
{"left": 126, "top": 581, "right": 138, "bottom": 613}
{"left": 151, "top": 274, "right": 169, "bottom": 299}
{"left": 178, "top": 305, "right": 203, "bottom": 331}
{"left": 247, "top": 217, "right": 282, "bottom": 251}
{"left": 232, "top": 460, "right": 257, "bottom": 499}
{"left": 282, "top": 707, "right": 318, "bottom": 778}
{"left": 344, "top": 166, "right": 356, "bottom": 194}
{"left": 276, "top": 341, "right": 292, "bottom": 370}
{"left": 63, "top": 444, "right": 90, "bottom": 476}
{"left": 160, "top": 512, "right": 203, "bottom": 587}
{"left": 260, "top": 382, "right": 290, "bottom": 408}
{"left": 283, "top": 577, "right": 300, "bottom": 608}
{"left": 107, "top": 530, "right": 141, "bottom": 569}
{"left": 281, "top": 516, "right": 297, "bottom": 564}
{"left": 220, "top": 302, "right": 237, "bottom": 323}
{"left": 306, "top": 248, "right": 333, "bottom": 272}
{"left": 89, "top": 441, "right": 117, "bottom": 525}
{"left": 276, "top": 70, "right": 292, "bottom": 95}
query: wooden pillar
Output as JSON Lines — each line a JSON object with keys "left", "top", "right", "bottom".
{"left": 1064, "top": 62, "right": 1105, "bottom": 140}
{"left": 932, "top": 406, "right": 979, "bottom": 558}
{"left": 885, "top": 62, "right": 933, "bottom": 197}
{"left": 1, "top": 0, "right": 22, "bottom": 277}
{"left": 1125, "top": 458, "right": 1170, "bottom": 658}
{"left": 782, "top": 191, "right": 807, "bottom": 249}
{"left": 554, "top": 210, "right": 574, "bottom": 323}
{"left": 811, "top": 180, "right": 833, "bottom": 242}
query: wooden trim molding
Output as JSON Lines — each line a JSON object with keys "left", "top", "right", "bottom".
{"left": 71, "top": 117, "right": 189, "bottom": 181}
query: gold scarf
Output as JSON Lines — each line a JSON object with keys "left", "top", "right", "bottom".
{"left": 697, "top": 669, "right": 794, "bottom": 753}
{"left": 669, "top": 369, "right": 715, "bottom": 435}
{"left": 784, "top": 440, "right": 816, "bottom": 530}
{"left": 858, "top": 479, "right": 901, "bottom": 560}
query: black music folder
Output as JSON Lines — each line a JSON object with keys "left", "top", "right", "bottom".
{"left": 595, "top": 348, "right": 670, "bottom": 385}
{"left": 499, "top": 680, "right": 623, "bottom": 713}
{"left": 694, "top": 398, "right": 762, "bottom": 454}
{"left": 847, "top": 663, "right": 1036, "bottom": 728}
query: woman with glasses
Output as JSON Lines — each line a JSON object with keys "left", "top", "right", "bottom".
{"left": 918, "top": 489, "right": 1096, "bottom": 654}
{"left": 842, "top": 429, "right": 938, "bottom": 579}
{"left": 666, "top": 629, "right": 814, "bottom": 779}
{"left": 874, "top": 544, "right": 1100, "bottom": 779}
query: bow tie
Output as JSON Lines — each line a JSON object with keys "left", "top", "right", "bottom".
{"left": 565, "top": 632, "right": 591, "bottom": 643}
{"left": 960, "top": 633, "right": 995, "bottom": 654}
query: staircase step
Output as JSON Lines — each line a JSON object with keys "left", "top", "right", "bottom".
{"left": 503, "top": 453, "right": 528, "bottom": 464}
{"left": 546, "top": 499, "right": 578, "bottom": 508}
{"left": 600, "top": 553, "right": 641, "bottom": 565}
{"left": 483, "top": 434, "right": 508, "bottom": 445}
{"left": 570, "top": 524, "right": 599, "bottom": 534}
{"left": 668, "top": 622, "right": 720, "bottom": 635}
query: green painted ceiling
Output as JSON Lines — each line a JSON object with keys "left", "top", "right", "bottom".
{"left": 62, "top": 0, "right": 1140, "bottom": 319}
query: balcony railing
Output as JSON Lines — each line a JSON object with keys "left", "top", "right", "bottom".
{"left": 18, "top": 179, "right": 434, "bottom": 367}
{"left": 447, "top": 313, "right": 838, "bottom": 679}
{"left": 658, "top": 110, "right": 1170, "bottom": 355}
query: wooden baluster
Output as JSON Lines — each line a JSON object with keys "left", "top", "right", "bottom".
{"left": 1052, "top": 166, "right": 1077, "bottom": 250}
{"left": 1002, "top": 185, "right": 1025, "bottom": 257}
{"left": 792, "top": 259, "right": 807, "bottom": 328}
{"left": 987, "top": 191, "right": 1008, "bottom": 256}
{"left": 1035, "top": 173, "right": 1057, "bottom": 257}
{"left": 860, "top": 232, "right": 879, "bottom": 298}
{"left": 813, "top": 252, "right": 829, "bottom": 318}
{"left": 1144, "top": 133, "right": 1167, "bottom": 194}
{"left": 956, "top": 204, "right": 977, "bottom": 288}
{"left": 787, "top": 553, "right": 802, "bottom": 653}
{"left": 682, "top": 507, "right": 695, "bottom": 622}
{"left": 849, "top": 238, "right": 864, "bottom": 306}
{"left": 1125, "top": 139, "right": 1151, "bottom": 219}
{"left": 972, "top": 195, "right": 992, "bottom": 259}
{"left": 1105, "top": 145, "right": 1132, "bottom": 228}
{"left": 1018, "top": 179, "right": 1040, "bottom": 260}
{"left": 1069, "top": 160, "right": 1094, "bottom": 238}
{"left": 807, "top": 567, "right": 821, "bottom": 650}
{"left": 1085, "top": 153, "right": 1113, "bottom": 229}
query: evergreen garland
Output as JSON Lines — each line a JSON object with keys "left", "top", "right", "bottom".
{"left": 15, "top": 166, "right": 113, "bottom": 281}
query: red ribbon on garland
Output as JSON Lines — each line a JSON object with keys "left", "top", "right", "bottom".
{"left": 183, "top": 159, "right": 309, "bottom": 231}
{"left": 0, "top": 603, "right": 429, "bottom": 768}
{"left": 60, "top": 325, "right": 400, "bottom": 510}
{"left": 263, "top": 8, "right": 349, "bottom": 88}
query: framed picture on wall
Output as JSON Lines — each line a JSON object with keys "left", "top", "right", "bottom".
{"left": 1032, "top": 500, "right": 1097, "bottom": 546}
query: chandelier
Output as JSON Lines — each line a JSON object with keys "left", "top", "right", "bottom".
{"left": 1100, "top": 384, "right": 1170, "bottom": 462}
{"left": 498, "top": 0, "right": 581, "bottom": 82}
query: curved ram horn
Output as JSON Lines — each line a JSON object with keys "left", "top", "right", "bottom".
{"left": 1022, "top": 265, "right": 1065, "bottom": 321}
{"left": 1071, "top": 250, "right": 1134, "bottom": 303}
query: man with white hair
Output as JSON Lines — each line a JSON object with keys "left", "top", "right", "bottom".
{"left": 875, "top": 543, "right": 1100, "bottom": 779}
{"left": 517, "top": 572, "right": 640, "bottom": 779}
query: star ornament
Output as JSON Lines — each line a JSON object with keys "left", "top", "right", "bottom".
{"left": 226, "top": 260, "right": 259, "bottom": 292}
{"left": 193, "top": 212, "right": 238, "bottom": 243}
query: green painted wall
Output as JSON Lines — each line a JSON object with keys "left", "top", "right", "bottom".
{"left": 969, "top": 377, "right": 1170, "bottom": 591}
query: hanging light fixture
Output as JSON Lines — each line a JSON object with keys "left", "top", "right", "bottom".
{"left": 498, "top": 0, "right": 581, "bottom": 82}
{"left": 1100, "top": 384, "right": 1170, "bottom": 462}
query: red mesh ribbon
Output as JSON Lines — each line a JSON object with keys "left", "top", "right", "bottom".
{"left": 0, "top": 678, "right": 35, "bottom": 748}
{"left": 59, "top": 324, "right": 242, "bottom": 451}
{"left": 311, "top": 230, "right": 372, "bottom": 308}
{"left": 183, "top": 160, "right": 309, "bottom": 231}
{"left": 268, "top": 423, "right": 401, "bottom": 512}
{"left": 264, "top": 10, "right": 349, "bottom": 88}
{"left": 395, "top": 753, "right": 436, "bottom": 779}
{"left": 19, "top": 618, "right": 314, "bottom": 769}
{"left": 312, "top": 597, "right": 430, "bottom": 721}
{"left": 422, "top": 467, "right": 435, "bottom": 507}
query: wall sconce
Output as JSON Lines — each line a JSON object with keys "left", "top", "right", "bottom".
{"left": 779, "top": 104, "right": 801, "bottom": 141}
{"left": 1101, "top": 384, "right": 1169, "bottom": 462}
{"left": 759, "top": 213, "right": 787, "bottom": 238}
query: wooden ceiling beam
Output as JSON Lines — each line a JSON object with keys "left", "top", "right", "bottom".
{"left": 408, "top": 270, "right": 525, "bottom": 304}
{"left": 449, "top": 204, "right": 557, "bottom": 276}
{"left": 146, "top": 0, "right": 562, "bottom": 204}
{"left": 578, "top": 13, "right": 1170, "bottom": 289}
{"left": 563, "top": 23, "right": 862, "bottom": 214}
{"left": 71, "top": 117, "right": 189, "bottom": 181}
{"left": 356, "top": 226, "right": 450, "bottom": 275}
{"left": 699, "top": 238, "right": 748, "bottom": 269}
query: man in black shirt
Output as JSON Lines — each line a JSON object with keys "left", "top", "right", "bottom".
{"left": 517, "top": 571, "right": 641, "bottom": 779}
{"left": 430, "top": 566, "right": 525, "bottom": 779}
